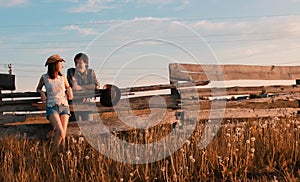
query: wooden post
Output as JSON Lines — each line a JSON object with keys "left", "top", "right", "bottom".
{"left": 296, "top": 79, "right": 300, "bottom": 114}
{"left": 169, "top": 64, "right": 180, "bottom": 99}
{"left": 0, "top": 90, "right": 3, "bottom": 116}
{"left": 170, "top": 80, "right": 180, "bottom": 98}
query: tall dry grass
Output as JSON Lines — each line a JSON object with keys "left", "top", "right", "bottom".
{"left": 0, "top": 115, "right": 300, "bottom": 181}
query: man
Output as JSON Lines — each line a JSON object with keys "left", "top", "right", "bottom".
{"left": 67, "top": 53, "right": 100, "bottom": 121}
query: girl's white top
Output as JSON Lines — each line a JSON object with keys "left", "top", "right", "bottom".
{"left": 42, "top": 74, "right": 68, "bottom": 107}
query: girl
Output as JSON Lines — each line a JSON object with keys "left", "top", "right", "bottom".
{"left": 36, "top": 54, "right": 73, "bottom": 153}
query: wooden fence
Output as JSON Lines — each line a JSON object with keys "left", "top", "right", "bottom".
{"left": 1, "top": 63, "right": 300, "bottom": 138}
{"left": 169, "top": 63, "right": 300, "bottom": 120}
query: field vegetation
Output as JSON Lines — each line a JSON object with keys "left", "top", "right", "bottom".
{"left": 0, "top": 115, "right": 300, "bottom": 181}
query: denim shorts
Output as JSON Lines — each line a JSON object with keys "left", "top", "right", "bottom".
{"left": 46, "top": 105, "right": 70, "bottom": 119}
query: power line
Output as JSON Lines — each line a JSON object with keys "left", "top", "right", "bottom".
{"left": 2, "top": 36, "right": 300, "bottom": 50}
{"left": 1, "top": 13, "right": 300, "bottom": 29}
{"left": 3, "top": 28, "right": 300, "bottom": 45}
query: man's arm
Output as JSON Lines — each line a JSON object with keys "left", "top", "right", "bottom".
{"left": 67, "top": 68, "right": 83, "bottom": 91}
{"left": 80, "top": 69, "right": 100, "bottom": 90}
{"left": 91, "top": 69, "right": 100, "bottom": 90}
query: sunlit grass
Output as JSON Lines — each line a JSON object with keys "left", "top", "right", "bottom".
{"left": 1, "top": 115, "right": 300, "bottom": 181}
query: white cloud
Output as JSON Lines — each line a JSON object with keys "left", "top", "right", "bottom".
{"left": 66, "top": 0, "right": 190, "bottom": 13}
{"left": 189, "top": 16, "right": 300, "bottom": 40}
{"left": 134, "top": 0, "right": 190, "bottom": 5}
{"left": 136, "top": 0, "right": 173, "bottom": 4}
{"left": 0, "top": 0, "right": 28, "bottom": 7}
{"left": 67, "top": 0, "right": 119, "bottom": 13}
{"left": 63, "top": 25, "right": 98, "bottom": 36}
{"left": 185, "top": 16, "right": 300, "bottom": 64}
{"left": 192, "top": 20, "right": 226, "bottom": 30}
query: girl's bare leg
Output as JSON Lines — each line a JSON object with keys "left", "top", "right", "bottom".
{"left": 48, "top": 114, "right": 64, "bottom": 153}
{"left": 59, "top": 114, "right": 69, "bottom": 150}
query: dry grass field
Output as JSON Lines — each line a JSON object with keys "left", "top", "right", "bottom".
{"left": 1, "top": 112, "right": 300, "bottom": 182}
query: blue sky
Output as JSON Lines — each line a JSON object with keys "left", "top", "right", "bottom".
{"left": 1, "top": 0, "right": 300, "bottom": 91}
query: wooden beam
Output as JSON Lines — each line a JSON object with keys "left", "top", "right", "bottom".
{"left": 169, "top": 63, "right": 300, "bottom": 81}
{"left": 1, "top": 88, "right": 299, "bottom": 113}
{"left": 0, "top": 81, "right": 209, "bottom": 100}
{"left": 0, "top": 94, "right": 178, "bottom": 113}
{"left": 120, "top": 81, "right": 209, "bottom": 93}
{"left": 0, "top": 90, "right": 2, "bottom": 116}
{"left": 0, "top": 114, "right": 27, "bottom": 124}
{"left": 0, "top": 92, "right": 40, "bottom": 98}
{"left": 182, "top": 108, "right": 298, "bottom": 120}
{"left": 1, "top": 93, "right": 298, "bottom": 125}
{"left": 1, "top": 107, "right": 298, "bottom": 139}
{"left": 0, "top": 110, "right": 177, "bottom": 138}
{"left": 177, "top": 84, "right": 300, "bottom": 98}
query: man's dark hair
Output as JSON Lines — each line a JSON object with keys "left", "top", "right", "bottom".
{"left": 74, "top": 53, "right": 89, "bottom": 66}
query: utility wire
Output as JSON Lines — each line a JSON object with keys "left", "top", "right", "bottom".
{"left": 1, "top": 13, "right": 300, "bottom": 29}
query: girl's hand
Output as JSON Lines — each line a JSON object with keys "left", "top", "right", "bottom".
{"left": 66, "top": 87, "right": 73, "bottom": 100}
{"left": 40, "top": 92, "right": 47, "bottom": 103}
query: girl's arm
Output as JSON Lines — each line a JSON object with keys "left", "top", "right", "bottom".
{"left": 36, "top": 76, "right": 47, "bottom": 103}
{"left": 64, "top": 75, "right": 73, "bottom": 100}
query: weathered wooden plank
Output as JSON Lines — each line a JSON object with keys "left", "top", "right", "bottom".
{"left": 0, "top": 99, "right": 41, "bottom": 105}
{"left": 0, "top": 109, "right": 178, "bottom": 138}
{"left": 0, "top": 90, "right": 2, "bottom": 102}
{"left": 180, "top": 84, "right": 300, "bottom": 97}
{"left": 0, "top": 123, "right": 52, "bottom": 139}
{"left": 0, "top": 90, "right": 298, "bottom": 114}
{"left": 0, "top": 114, "right": 27, "bottom": 124}
{"left": 0, "top": 92, "right": 40, "bottom": 98}
{"left": 0, "top": 90, "right": 2, "bottom": 116}
{"left": 0, "top": 94, "right": 178, "bottom": 113}
{"left": 1, "top": 95, "right": 298, "bottom": 125}
{"left": 1, "top": 107, "right": 298, "bottom": 139}
{"left": 0, "top": 103, "right": 44, "bottom": 112}
{"left": 195, "top": 98, "right": 298, "bottom": 110}
{"left": 0, "top": 81, "right": 209, "bottom": 100}
{"left": 182, "top": 108, "right": 298, "bottom": 120}
{"left": 169, "top": 63, "right": 300, "bottom": 81}
{"left": 0, "top": 91, "right": 101, "bottom": 99}
{"left": 120, "top": 81, "right": 209, "bottom": 93}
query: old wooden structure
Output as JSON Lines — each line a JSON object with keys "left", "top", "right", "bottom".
{"left": 169, "top": 63, "right": 300, "bottom": 121}
{"left": 1, "top": 63, "right": 300, "bottom": 138}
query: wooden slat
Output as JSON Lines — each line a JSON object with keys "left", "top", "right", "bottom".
{"left": 0, "top": 92, "right": 40, "bottom": 98}
{"left": 0, "top": 81, "right": 209, "bottom": 100}
{"left": 182, "top": 108, "right": 298, "bottom": 120}
{"left": 0, "top": 94, "right": 178, "bottom": 113}
{"left": 0, "top": 110, "right": 177, "bottom": 138}
{"left": 0, "top": 88, "right": 298, "bottom": 113}
{"left": 169, "top": 63, "right": 300, "bottom": 81}
{"left": 0, "top": 99, "right": 41, "bottom": 105}
{"left": 0, "top": 103, "right": 44, "bottom": 112}
{"left": 179, "top": 84, "right": 300, "bottom": 97}
{"left": 0, "top": 91, "right": 101, "bottom": 99}
{"left": 0, "top": 114, "right": 27, "bottom": 124}
{"left": 120, "top": 81, "right": 209, "bottom": 93}
{"left": 1, "top": 107, "right": 298, "bottom": 139}
{"left": 176, "top": 94, "right": 298, "bottom": 111}
{"left": 1, "top": 93, "right": 298, "bottom": 125}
